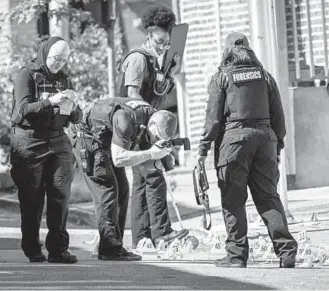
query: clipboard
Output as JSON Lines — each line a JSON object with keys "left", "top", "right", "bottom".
{"left": 161, "top": 23, "right": 189, "bottom": 75}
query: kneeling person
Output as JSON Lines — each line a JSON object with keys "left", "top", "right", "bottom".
{"left": 69, "top": 97, "right": 182, "bottom": 261}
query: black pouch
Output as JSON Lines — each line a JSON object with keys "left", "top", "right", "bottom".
{"left": 80, "top": 147, "right": 92, "bottom": 175}
{"left": 160, "top": 155, "right": 175, "bottom": 172}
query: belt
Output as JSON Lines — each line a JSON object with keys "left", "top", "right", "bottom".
{"left": 240, "top": 122, "right": 270, "bottom": 129}
{"left": 11, "top": 127, "right": 65, "bottom": 138}
{"left": 224, "top": 120, "right": 270, "bottom": 131}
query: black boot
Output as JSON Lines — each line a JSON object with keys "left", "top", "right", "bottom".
{"left": 280, "top": 257, "right": 296, "bottom": 268}
{"left": 48, "top": 251, "right": 78, "bottom": 264}
{"left": 214, "top": 256, "right": 247, "bottom": 268}
{"left": 98, "top": 247, "right": 142, "bottom": 261}
{"left": 28, "top": 252, "right": 47, "bottom": 263}
{"left": 153, "top": 229, "right": 189, "bottom": 246}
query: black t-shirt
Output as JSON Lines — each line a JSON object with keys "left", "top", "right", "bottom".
{"left": 111, "top": 109, "right": 136, "bottom": 150}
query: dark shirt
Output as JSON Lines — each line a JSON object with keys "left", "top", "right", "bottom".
{"left": 111, "top": 109, "right": 136, "bottom": 150}
{"left": 198, "top": 69, "right": 286, "bottom": 156}
{"left": 13, "top": 67, "right": 82, "bottom": 131}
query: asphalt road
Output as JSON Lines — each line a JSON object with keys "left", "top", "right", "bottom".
{"left": 1, "top": 233, "right": 329, "bottom": 290}
{"left": 2, "top": 185, "right": 329, "bottom": 290}
{"left": 1, "top": 248, "right": 329, "bottom": 290}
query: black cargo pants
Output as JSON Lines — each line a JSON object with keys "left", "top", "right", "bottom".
{"left": 69, "top": 127, "right": 129, "bottom": 255}
{"left": 130, "top": 161, "right": 172, "bottom": 247}
{"left": 10, "top": 127, "right": 73, "bottom": 257}
{"left": 215, "top": 124, "right": 297, "bottom": 263}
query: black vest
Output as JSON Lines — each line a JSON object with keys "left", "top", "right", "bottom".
{"left": 11, "top": 67, "right": 72, "bottom": 131}
{"left": 117, "top": 49, "right": 158, "bottom": 105}
{"left": 82, "top": 97, "right": 155, "bottom": 149}
{"left": 223, "top": 66, "right": 270, "bottom": 122}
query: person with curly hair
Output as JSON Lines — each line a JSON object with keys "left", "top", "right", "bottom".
{"left": 117, "top": 4, "right": 189, "bottom": 250}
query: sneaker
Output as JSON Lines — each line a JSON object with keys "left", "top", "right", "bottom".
{"left": 48, "top": 251, "right": 78, "bottom": 264}
{"left": 28, "top": 252, "right": 47, "bottom": 263}
{"left": 214, "top": 256, "right": 247, "bottom": 268}
{"left": 98, "top": 247, "right": 142, "bottom": 261}
{"left": 153, "top": 229, "right": 189, "bottom": 246}
{"left": 280, "top": 257, "right": 295, "bottom": 268}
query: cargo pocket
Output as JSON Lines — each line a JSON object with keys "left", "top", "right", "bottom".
{"left": 10, "top": 135, "right": 20, "bottom": 166}
{"left": 215, "top": 134, "right": 250, "bottom": 191}
{"left": 215, "top": 134, "right": 249, "bottom": 167}
{"left": 267, "top": 131, "right": 278, "bottom": 142}
{"left": 90, "top": 150, "right": 113, "bottom": 187}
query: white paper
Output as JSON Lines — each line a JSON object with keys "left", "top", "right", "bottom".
{"left": 59, "top": 90, "right": 78, "bottom": 116}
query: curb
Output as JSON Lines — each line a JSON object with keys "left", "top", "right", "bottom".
{"left": 0, "top": 198, "right": 20, "bottom": 213}
{"left": 1, "top": 196, "right": 329, "bottom": 229}
{"left": 68, "top": 208, "right": 96, "bottom": 227}
{"left": 0, "top": 197, "right": 97, "bottom": 228}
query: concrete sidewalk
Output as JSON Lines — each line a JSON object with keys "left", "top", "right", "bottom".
{"left": 1, "top": 167, "right": 329, "bottom": 230}
{"left": 1, "top": 169, "right": 329, "bottom": 290}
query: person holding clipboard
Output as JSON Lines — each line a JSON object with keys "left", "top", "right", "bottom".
{"left": 117, "top": 4, "right": 189, "bottom": 250}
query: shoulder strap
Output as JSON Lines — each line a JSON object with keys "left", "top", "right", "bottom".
{"left": 118, "top": 48, "right": 154, "bottom": 74}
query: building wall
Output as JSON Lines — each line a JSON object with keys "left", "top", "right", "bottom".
{"left": 179, "top": 0, "right": 221, "bottom": 151}
{"left": 285, "top": 0, "right": 329, "bottom": 80}
{"left": 291, "top": 86, "right": 329, "bottom": 188}
{"left": 179, "top": 0, "right": 250, "bottom": 151}
{"left": 218, "top": 0, "right": 249, "bottom": 50}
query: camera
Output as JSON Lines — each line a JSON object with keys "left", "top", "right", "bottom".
{"left": 162, "top": 137, "right": 191, "bottom": 151}
{"left": 160, "top": 137, "right": 191, "bottom": 172}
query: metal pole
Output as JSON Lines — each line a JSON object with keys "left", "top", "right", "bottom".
{"left": 108, "top": 0, "right": 117, "bottom": 97}
{"left": 163, "top": 171, "right": 184, "bottom": 229}
{"left": 291, "top": 0, "right": 300, "bottom": 81}
{"left": 270, "top": 0, "right": 295, "bottom": 223}
{"left": 305, "top": 0, "right": 315, "bottom": 78}
{"left": 248, "top": 0, "right": 271, "bottom": 70}
{"left": 273, "top": 0, "right": 296, "bottom": 177}
{"left": 320, "top": 0, "right": 329, "bottom": 79}
{"left": 171, "top": 0, "right": 188, "bottom": 166}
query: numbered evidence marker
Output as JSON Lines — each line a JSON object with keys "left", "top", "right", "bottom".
{"left": 297, "top": 230, "right": 309, "bottom": 244}
{"left": 253, "top": 236, "right": 270, "bottom": 259}
{"left": 296, "top": 242, "right": 329, "bottom": 267}
{"left": 134, "top": 238, "right": 157, "bottom": 256}
{"left": 248, "top": 237, "right": 276, "bottom": 264}
{"left": 208, "top": 233, "right": 226, "bottom": 261}
{"left": 261, "top": 243, "right": 278, "bottom": 264}
{"left": 249, "top": 240, "right": 256, "bottom": 263}
{"left": 158, "top": 237, "right": 197, "bottom": 261}
{"left": 313, "top": 248, "right": 329, "bottom": 265}
{"left": 160, "top": 238, "right": 184, "bottom": 260}
{"left": 181, "top": 237, "right": 196, "bottom": 255}
{"left": 156, "top": 240, "right": 169, "bottom": 259}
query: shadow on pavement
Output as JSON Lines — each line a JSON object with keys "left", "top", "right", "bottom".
{"left": 0, "top": 237, "right": 273, "bottom": 289}
{"left": 0, "top": 255, "right": 274, "bottom": 290}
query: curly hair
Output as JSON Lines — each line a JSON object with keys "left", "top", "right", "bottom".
{"left": 142, "top": 4, "right": 176, "bottom": 32}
